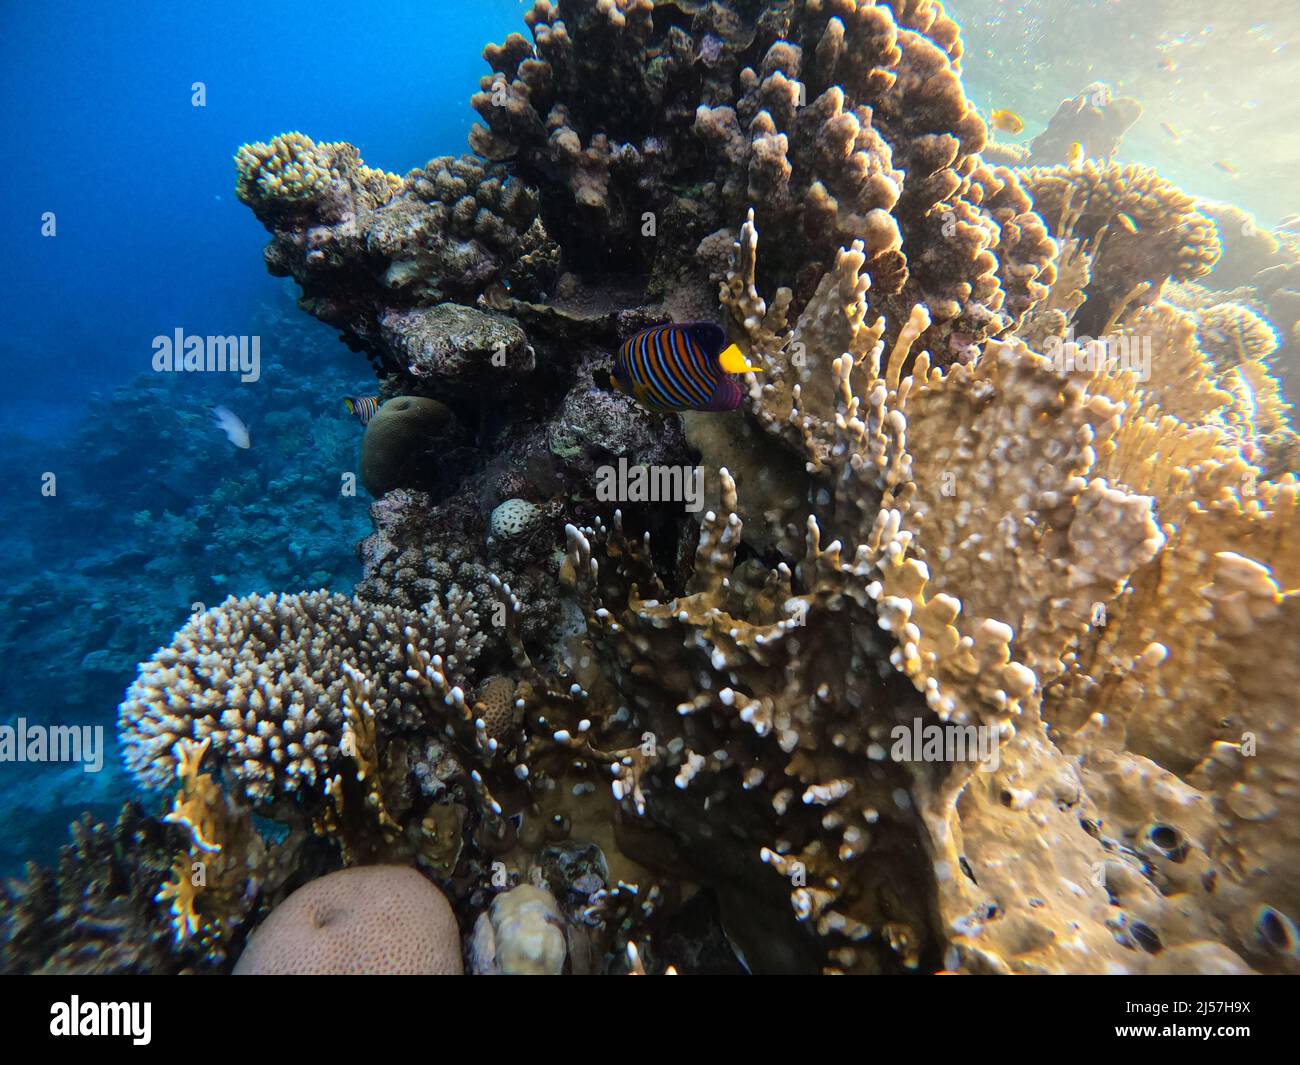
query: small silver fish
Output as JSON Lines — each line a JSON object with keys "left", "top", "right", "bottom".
{"left": 212, "top": 405, "right": 250, "bottom": 449}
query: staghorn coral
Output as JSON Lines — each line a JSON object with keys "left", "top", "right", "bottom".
{"left": 1020, "top": 160, "right": 1220, "bottom": 335}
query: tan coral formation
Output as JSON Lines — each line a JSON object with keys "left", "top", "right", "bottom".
{"left": 235, "top": 131, "right": 402, "bottom": 222}
{"left": 1020, "top": 160, "right": 1220, "bottom": 335}
{"left": 699, "top": 210, "right": 1299, "bottom": 973}
{"left": 154, "top": 738, "right": 268, "bottom": 950}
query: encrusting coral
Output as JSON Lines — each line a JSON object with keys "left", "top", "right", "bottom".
{"left": 9, "top": 0, "right": 1298, "bottom": 977}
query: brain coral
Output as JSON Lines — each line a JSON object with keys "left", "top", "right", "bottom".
{"left": 359, "top": 395, "right": 453, "bottom": 497}
{"left": 233, "top": 865, "right": 462, "bottom": 974}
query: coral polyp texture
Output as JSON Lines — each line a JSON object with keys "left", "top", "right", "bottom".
{"left": 6, "top": 0, "right": 1298, "bottom": 978}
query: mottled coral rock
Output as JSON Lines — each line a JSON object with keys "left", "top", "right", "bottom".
{"left": 237, "top": 140, "right": 554, "bottom": 370}
{"left": 381, "top": 304, "right": 532, "bottom": 383}
{"left": 469, "top": 883, "right": 567, "bottom": 975}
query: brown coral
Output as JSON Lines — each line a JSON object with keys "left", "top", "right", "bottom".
{"left": 467, "top": 0, "right": 1054, "bottom": 361}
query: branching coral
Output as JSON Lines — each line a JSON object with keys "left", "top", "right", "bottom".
{"left": 467, "top": 0, "right": 1055, "bottom": 362}
{"left": 118, "top": 591, "right": 483, "bottom": 816}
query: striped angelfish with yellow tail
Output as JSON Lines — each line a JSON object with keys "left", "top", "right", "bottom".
{"left": 611, "top": 322, "right": 762, "bottom": 413}
{"left": 343, "top": 395, "right": 381, "bottom": 426}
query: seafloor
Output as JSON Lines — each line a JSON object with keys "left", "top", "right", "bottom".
{"left": 3, "top": 0, "right": 1298, "bottom": 976}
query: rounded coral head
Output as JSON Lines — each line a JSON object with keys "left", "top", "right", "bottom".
{"left": 233, "top": 865, "right": 463, "bottom": 975}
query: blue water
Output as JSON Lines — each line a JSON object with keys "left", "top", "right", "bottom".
{"left": 0, "top": 0, "right": 532, "bottom": 874}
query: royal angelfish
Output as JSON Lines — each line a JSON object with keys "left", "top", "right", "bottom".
{"left": 612, "top": 322, "right": 762, "bottom": 413}
{"left": 343, "top": 395, "right": 381, "bottom": 426}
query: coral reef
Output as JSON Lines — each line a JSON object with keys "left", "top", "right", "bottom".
{"left": 8, "top": 0, "right": 1298, "bottom": 979}
{"left": 0, "top": 804, "right": 210, "bottom": 974}
{"left": 237, "top": 137, "right": 557, "bottom": 370}
{"left": 0, "top": 293, "right": 368, "bottom": 878}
